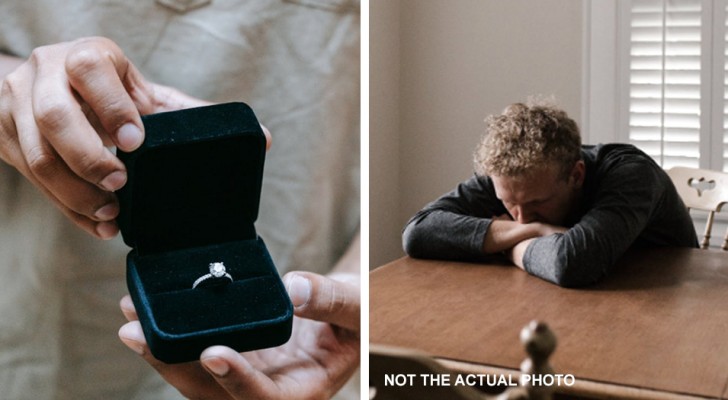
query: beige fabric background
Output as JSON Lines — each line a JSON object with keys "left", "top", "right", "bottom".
{"left": 0, "top": 0, "right": 360, "bottom": 398}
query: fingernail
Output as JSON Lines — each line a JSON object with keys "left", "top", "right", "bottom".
{"left": 118, "top": 326, "right": 145, "bottom": 355}
{"left": 120, "top": 296, "right": 135, "bottom": 313}
{"left": 202, "top": 356, "right": 230, "bottom": 377}
{"left": 96, "top": 221, "right": 119, "bottom": 240}
{"left": 287, "top": 274, "right": 311, "bottom": 308}
{"left": 94, "top": 202, "right": 119, "bottom": 221}
{"left": 117, "top": 123, "right": 143, "bottom": 150}
{"left": 99, "top": 170, "right": 127, "bottom": 191}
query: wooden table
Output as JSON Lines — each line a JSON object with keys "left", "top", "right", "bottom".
{"left": 370, "top": 248, "right": 728, "bottom": 399}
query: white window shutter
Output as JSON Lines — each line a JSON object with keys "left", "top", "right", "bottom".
{"left": 628, "top": 0, "right": 703, "bottom": 169}
{"left": 591, "top": 0, "right": 728, "bottom": 247}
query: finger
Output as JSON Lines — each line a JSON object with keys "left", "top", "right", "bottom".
{"left": 261, "top": 124, "right": 272, "bottom": 151}
{"left": 139, "top": 82, "right": 273, "bottom": 152}
{"left": 200, "top": 346, "right": 280, "bottom": 399}
{"left": 283, "top": 272, "right": 360, "bottom": 332}
{"left": 26, "top": 171, "right": 119, "bottom": 239}
{"left": 0, "top": 69, "right": 118, "bottom": 239}
{"left": 79, "top": 100, "right": 114, "bottom": 146}
{"left": 494, "top": 214, "right": 513, "bottom": 221}
{"left": 144, "top": 82, "right": 211, "bottom": 113}
{"left": 118, "top": 321, "right": 226, "bottom": 398}
{"left": 16, "top": 85, "right": 121, "bottom": 222}
{"left": 119, "top": 295, "right": 138, "bottom": 322}
{"left": 16, "top": 132, "right": 120, "bottom": 221}
{"left": 4, "top": 147, "right": 116, "bottom": 239}
{"left": 65, "top": 37, "right": 145, "bottom": 151}
{"left": 18, "top": 159, "right": 118, "bottom": 239}
{"left": 118, "top": 321, "right": 148, "bottom": 357}
{"left": 30, "top": 45, "right": 128, "bottom": 192}
{"left": 2, "top": 68, "right": 118, "bottom": 238}
{"left": 54, "top": 197, "right": 119, "bottom": 239}
{"left": 0, "top": 74, "right": 25, "bottom": 167}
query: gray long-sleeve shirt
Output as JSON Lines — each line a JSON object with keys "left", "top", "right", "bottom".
{"left": 402, "top": 144, "right": 698, "bottom": 287}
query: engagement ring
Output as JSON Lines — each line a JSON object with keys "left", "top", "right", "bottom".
{"left": 192, "top": 262, "right": 233, "bottom": 289}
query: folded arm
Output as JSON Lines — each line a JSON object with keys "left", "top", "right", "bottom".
{"left": 518, "top": 162, "right": 672, "bottom": 287}
{"left": 402, "top": 175, "right": 564, "bottom": 259}
{"left": 403, "top": 175, "right": 504, "bottom": 260}
{"left": 403, "top": 160, "right": 691, "bottom": 288}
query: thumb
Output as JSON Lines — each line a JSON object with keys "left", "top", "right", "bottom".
{"left": 144, "top": 85, "right": 272, "bottom": 151}
{"left": 283, "top": 271, "right": 360, "bottom": 332}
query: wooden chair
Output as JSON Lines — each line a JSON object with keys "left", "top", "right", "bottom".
{"left": 666, "top": 167, "right": 728, "bottom": 250}
{"left": 370, "top": 321, "right": 557, "bottom": 400}
{"left": 369, "top": 344, "right": 484, "bottom": 400}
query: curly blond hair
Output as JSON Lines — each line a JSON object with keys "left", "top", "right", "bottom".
{"left": 474, "top": 100, "right": 581, "bottom": 179}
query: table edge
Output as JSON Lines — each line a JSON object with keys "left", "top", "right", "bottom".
{"left": 437, "top": 358, "right": 714, "bottom": 400}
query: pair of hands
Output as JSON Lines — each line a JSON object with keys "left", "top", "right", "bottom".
{"left": 119, "top": 271, "right": 360, "bottom": 400}
{"left": 0, "top": 36, "right": 222, "bottom": 239}
{"left": 1, "top": 37, "right": 359, "bottom": 399}
{"left": 487, "top": 214, "right": 567, "bottom": 269}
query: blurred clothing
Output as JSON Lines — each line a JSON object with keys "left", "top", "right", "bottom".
{"left": 0, "top": 1, "right": 360, "bottom": 398}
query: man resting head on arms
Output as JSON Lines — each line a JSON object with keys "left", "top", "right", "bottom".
{"left": 402, "top": 101, "right": 698, "bottom": 287}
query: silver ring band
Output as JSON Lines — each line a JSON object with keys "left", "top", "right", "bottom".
{"left": 192, "top": 262, "right": 233, "bottom": 289}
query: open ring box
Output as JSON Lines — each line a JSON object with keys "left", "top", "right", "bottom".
{"left": 116, "top": 102, "right": 293, "bottom": 363}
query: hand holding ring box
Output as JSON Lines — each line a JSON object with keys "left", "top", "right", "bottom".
{"left": 116, "top": 102, "right": 293, "bottom": 364}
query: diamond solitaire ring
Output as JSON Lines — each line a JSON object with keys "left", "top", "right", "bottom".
{"left": 192, "top": 262, "right": 233, "bottom": 289}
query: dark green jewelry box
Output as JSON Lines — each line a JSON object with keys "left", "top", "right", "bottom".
{"left": 116, "top": 102, "right": 293, "bottom": 364}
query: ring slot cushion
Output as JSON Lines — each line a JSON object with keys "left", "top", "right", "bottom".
{"left": 117, "top": 102, "right": 293, "bottom": 364}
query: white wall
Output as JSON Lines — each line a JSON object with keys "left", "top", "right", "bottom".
{"left": 370, "top": 0, "right": 403, "bottom": 269}
{"left": 370, "top": 0, "right": 584, "bottom": 268}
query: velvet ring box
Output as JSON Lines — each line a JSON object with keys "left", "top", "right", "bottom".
{"left": 116, "top": 102, "right": 293, "bottom": 364}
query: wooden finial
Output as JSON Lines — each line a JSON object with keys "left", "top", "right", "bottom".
{"left": 495, "top": 320, "right": 557, "bottom": 400}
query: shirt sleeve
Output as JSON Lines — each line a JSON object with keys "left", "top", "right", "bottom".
{"left": 402, "top": 175, "right": 506, "bottom": 260}
{"left": 522, "top": 160, "right": 668, "bottom": 287}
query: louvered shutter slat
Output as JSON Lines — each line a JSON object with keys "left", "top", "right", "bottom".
{"left": 629, "top": 0, "right": 702, "bottom": 168}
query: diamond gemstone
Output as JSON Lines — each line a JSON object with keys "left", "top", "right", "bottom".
{"left": 209, "top": 262, "right": 226, "bottom": 277}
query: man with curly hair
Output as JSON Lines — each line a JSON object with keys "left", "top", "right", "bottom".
{"left": 402, "top": 101, "right": 697, "bottom": 287}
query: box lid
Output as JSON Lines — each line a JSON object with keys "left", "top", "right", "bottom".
{"left": 116, "top": 102, "right": 266, "bottom": 255}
